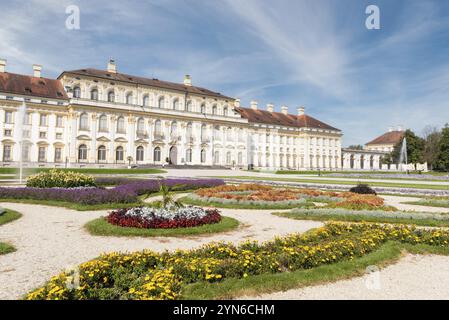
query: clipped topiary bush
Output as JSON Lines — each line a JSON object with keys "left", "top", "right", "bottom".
{"left": 26, "top": 169, "right": 96, "bottom": 189}
{"left": 349, "top": 184, "right": 377, "bottom": 195}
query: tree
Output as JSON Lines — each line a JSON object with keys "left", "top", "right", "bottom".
{"left": 422, "top": 126, "right": 442, "bottom": 170}
{"left": 391, "top": 129, "right": 425, "bottom": 164}
{"left": 347, "top": 145, "right": 364, "bottom": 150}
{"left": 436, "top": 125, "right": 449, "bottom": 171}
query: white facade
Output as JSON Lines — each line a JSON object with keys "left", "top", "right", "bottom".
{"left": 0, "top": 62, "right": 343, "bottom": 170}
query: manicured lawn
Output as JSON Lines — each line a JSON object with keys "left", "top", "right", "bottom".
{"left": 219, "top": 176, "right": 449, "bottom": 190}
{"left": 0, "top": 242, "right": 16, "bottom": 255}
{"left": 182, "top": 242, "right": 449, "bottom": 299}
{"left": 0, "top": 209, "right": 22, "bottom": 225}
{"left": 273, "top": 210, "right": 449, "bottom": 227}
{"left": 0, "top": 199, "right": 144, "bottom": 211}
{"left": 85, "top": 216, "right": 239, "bottom": 237}
{"left": 275, "top": 170, "right": 449, "bottom": 176}
{"left": 180, "top": 196, "right": 317, "bottom": 210}
{"left": 0, "top": 168, "right": 166, "bottom": 175}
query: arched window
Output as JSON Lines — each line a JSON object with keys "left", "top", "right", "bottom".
{"left": 98, "top": 145, "right": 106, "bottom": 161}
{"left": 116, "top": 116, "right": 125, "bottom": 133}
{"left": 98, "top": 114, "right": 108, "bottom": 132}
{"left": 201, "top": 124, "right": 207, "bottom": 142}
{"left": 226, "top": 151, "right": 232, "bottom": 165}
{"left": 214, "top": 150, "right": 220, "bottom": 164}
{"left": 90, "top": 88, "right": 98, "bottom": 100}
{"left": 223, "top": 106, "right": 228, "bottom": 116}
{"left": 173, "top": 98, "right": 179, "bottom": 110}
{"left": 158, "top": 97, "right": 165, "bottom": 108}
{"left": 200, "top": 103, "right": 206, "bottom": 114}
{"left": 137, "top": 118, "right": 145, "bottom": 135}
{"left": 200, "top": 149, "right": 206, "bottom": 163}
{"left": 143, "top": 95, "right": 149, "bottom": 107}
{"left": 212, "top": 105, "right": 217, "bottom": 115}
{"left": 170, "top": 121, "right": 177, "bottom": 137}
{"left": 186, "top": 101, "right": 192, "bottom": 112}
{"left": 226, "top": 127, "right": 233, "bottom": 141}
{"left": 116, "top": 146, "right": 124, "bottom": 161}
{"left": 214, "top": 126, "right": 221, "bottom": 140}
{"left": 73, "top": 86, "right": 81, "bottom": 98}
{"left": 126, "top": 93, "right": 133, "bottom": 105}
{"left": 238, "top": 128, "right": 244, "bottom": 142}
{"left": 154, "top": 119, "right": 162, "bottom": 138}
{"left": 153, "top": 147, "right": 161, "bottom": 162}
{"left": 186, "top": 148, "right": 192, "bottom": 163}
{"left": 79, "top": 113, "right": 89, "bottom": 130}
{"left": 136, "top": 146, "right": 144, "bottom": 161}
{"left": 107, "top": 91, "right": 115, "bottom": 102}
{"left": 2, "top": 145, "right": 12, "bottom": 162}
{"left": 78, "top": 144, "right": 87, "bottom": 161}
{"left": 186, "top": 122, "right": 193, "bottom": 140}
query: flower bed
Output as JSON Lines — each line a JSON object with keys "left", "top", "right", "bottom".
{"left": 0, "top": 178, "right": 225, "bottom": 206}
{"left": 188, "top": 184, "right": 390, "bottom": 210}
{"left": 26, "top": 169, "right": 96, "bottom": 188}
{"left": 107, "top": 207, "right": 222, "bottom": 229}
{"left": 26, "top": 222, "right": 449, "bottom": 300}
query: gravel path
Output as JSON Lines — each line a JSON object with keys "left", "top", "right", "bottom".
{"left": 0, "top": 202, "right": 321, "bottom": 300}
{"left": 243, "top": 254, "right": 449, "bottom": 300}
{"left": 382, "top": 195, "right": 449, "bottom": 213}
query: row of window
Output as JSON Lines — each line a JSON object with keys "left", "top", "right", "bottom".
{"left": 74, "top": 144, "right": 243, "bottom": 165}
{"left": 73, "top": 87, "right": 230, "bottom": 115}
{"left": 2, "top": 144, "right": 63, "bottom": 162}
{"left": 3, "top": 129, "right": 63, "bottom": 140}
{"left": 3, "top": 111, "right": 64, "bottom": 127}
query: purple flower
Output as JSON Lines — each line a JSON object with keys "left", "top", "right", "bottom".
{"left": 0, "top": 178, "right": 225, "bottom": 205}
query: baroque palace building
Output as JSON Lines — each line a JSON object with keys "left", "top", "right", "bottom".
{"left": 0, "top": 59, "right": 343, "bottom": 170}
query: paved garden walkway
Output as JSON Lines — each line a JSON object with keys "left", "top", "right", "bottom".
{"left": 243, "top": 254, "right": 449, "bottom": 300}
{"left": 0, "top": 202, "right": 321, "bottom": 300}
{"left": 382, "top": 195, "right": 449, "bottom": 213}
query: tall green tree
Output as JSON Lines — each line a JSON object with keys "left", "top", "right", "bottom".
{"left": 391, "top": 129, "right": 425, "bottom": 164}
{"left": 422, "top": 126, "right": 442, "bottom": 170}
{"left": 436, "top": 125, "right": 449, "bottom": 171}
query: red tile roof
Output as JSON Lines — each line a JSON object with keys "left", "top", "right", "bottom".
{"left": 0, "top": 72, "right": 68, "bottom": 100}
{"left": 59, "top": 68, "right": 234, "bottom": 100}
{"left": 235, "top": 107, "right": 340, "bottom": 131}
{"left": 366, "top": 130, "right": 404, "bottom": 145}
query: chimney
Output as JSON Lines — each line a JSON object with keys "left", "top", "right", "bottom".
{"left": 281, "top": 105, "right": 289, "bottom": 115}
{"left": 0, "top": 59, "right": 6, "bottom": 73}
{"left": 234, "top": 98, "right": 241, "bottom": 108}
{"left": 267, "top": 103, "right": 274, "bottom": 112}
{"left": 184, "top": 74, "right": 192, "bottom": 86}
{"left": 33, "top": 64, "right": 42, "bottom": 78}
{"left": 297, "top": 106, "right": 305, "bottom": 116}
{"left": 107, "top": 59, "right": 117, "bottom": 73}
{"left": 250, "top": 100, "right": 258, "bottom": 110}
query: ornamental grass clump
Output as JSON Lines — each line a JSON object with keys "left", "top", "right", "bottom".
{"left": 26, "top": 222, "right": 449, "bottom": 300}
{"left": 26, "top": 169, "right": 96, "bottom": 188}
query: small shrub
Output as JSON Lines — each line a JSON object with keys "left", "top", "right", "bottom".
{"left": 26, "top": 169, "right": 96, "bottom": 188}
{"left": 349, "top": 184, "right": 377, "bottom": 195}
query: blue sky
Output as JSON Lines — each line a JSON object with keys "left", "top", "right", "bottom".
{"left": 1, "top": 0, "right": 449, "bottom": 146}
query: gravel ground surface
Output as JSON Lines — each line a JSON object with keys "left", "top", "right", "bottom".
{"left": 243, "top": 254, "right": 449, "bottom": 300}
{"left": 0, "top": 202, "right": 321, "bottom": 300}
{"left": 382, "top": 195, "right": 449, "bottom": 213}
